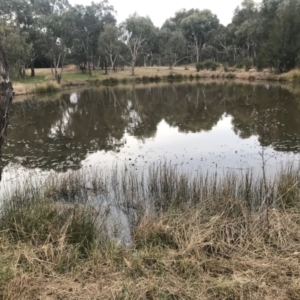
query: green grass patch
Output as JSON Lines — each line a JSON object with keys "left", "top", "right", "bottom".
{"left": 62, "top": 72, "right": 95, "bottom": 81}
{"left": 13, "top": 74, "right": 47, "bottom": 84}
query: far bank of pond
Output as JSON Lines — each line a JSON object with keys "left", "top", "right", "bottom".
{"left": 12, "top": 65, "right": 300, "bottom": 97}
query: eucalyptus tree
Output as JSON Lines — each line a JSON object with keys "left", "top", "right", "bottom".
{"left": 0, "top": 23, "right": 32, "bottom": 78}
{"left": 28, "top": 0, "right": 71, "bottom": 75}
{"left": 206, "top": 25, "right": 233, "bottom": 62}
{"left": 260, "top": 0, "right": 300, "bottom": 71}
{"left": 98, "top": 24, "right": 123, "bottom": 71}
{"left": 71, "top": 1, "right": 116, "bottom": 76}
{"left": 230, "top": 0, "right": 261, "bottom": 63}
{"left": 40, "top": 10, "right": 75, "bottom": 83}
{"left": 0, "top": 0, "right": 36, "bottom": 76}
{"left": 180, "top": 9, "right": 219, "bottom": 63}
{"left": 120, "top": 14, "right": 156, "bottom": 75}
{"left": 0, "top": 0, "right": 71, "bottom": 77}
{"left": 158, "top": 29, "right": 187, "bottom": 70}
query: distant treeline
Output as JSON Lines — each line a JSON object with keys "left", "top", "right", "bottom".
{"left": 0, "top": 0, "right": 300, "bottom": 80}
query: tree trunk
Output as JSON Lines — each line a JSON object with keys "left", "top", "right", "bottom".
{"left": 131, "top": 57, "right": 136, "bottom": 76}
{"left": 87, "top": 61, "right": 92, "bottom": 76}
{"left": 104, "top": 60, "right": 107, "bottom": 75}
{"left": 0, "top": 42, "right": 13, "bottom": 182}
{"left": 31, "top": 60, "right": 35, "bottom": 77}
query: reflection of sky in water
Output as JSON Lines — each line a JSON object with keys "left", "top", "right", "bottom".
{"left": 1, "top": 112, "right": 298, "bottom": 191}
{"left": 2, "top": 82, "right": 300, "bottom": 190}
{"left": 2, "top": 106, "right": 299, "bottom": 243}
{"left": 81, "top": 114, "right": 298, "bottom": 176}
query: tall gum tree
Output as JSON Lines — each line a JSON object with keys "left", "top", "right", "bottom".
{"left": 120, "top": 14, "right": 155, "bottom": 76}
{"left": 180, "top": 9, "right": 219, "bottom": 63}
{"left": 41, "top": 12, "right": 74, "bottom": 83}
{"left": 71, "top": 1, "right": 116, "bottom": 76}
{"left": 261, "top": 0, "right": 300, "bottom": 71}
{"left": 158, "top": 29, "right": 187, "bottom": 71}
{"left": 0, "top": 41, "right": 13, "bottom": 182}
{"left": 98, "top": 24, "right": 122, "bottom": 72}
{"left": 231, "top": 0, "right": 260, "bottom": 63}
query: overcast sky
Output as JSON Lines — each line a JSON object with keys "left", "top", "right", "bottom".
{"left": 68, "top": 0, "right": 260, "bottom": 27}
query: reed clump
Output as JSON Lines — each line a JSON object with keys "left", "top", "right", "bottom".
{"left": 102, "top": 77, "right": 119, "bottom": 85}
{"left": 1, "top": 164, "right": 300, "bottom": 299}
{"left": 35, "top": 82, "right": 61, "bottom": 94}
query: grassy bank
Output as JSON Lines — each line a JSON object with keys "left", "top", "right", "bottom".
{"left": 12, "top": 65, "right": 300, "bottom": 96}
{"left": 1, "top": 164, "right": 300, "bottom": 299}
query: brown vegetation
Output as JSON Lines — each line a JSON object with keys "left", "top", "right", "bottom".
{"left": 11, "top": 65, "right": 300, "bottom": 97}
{"left": 1, "top": 164, "right": 300, "bottom": 299}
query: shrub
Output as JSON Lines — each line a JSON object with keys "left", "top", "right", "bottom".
{"left": 196, "top": 62, "right": 204, "bottom": 72}
{"left": 0, "top": 190, "right": 101, "bottom": 257}
{"left": 203, "top": 60, "right": 219, "bottom": 71}
{"left": 235, "top": 58, "right": 252, "bottom": 71}
{"left": 244, "top": 58, "right": 252, "bottom": 71}
{"left": 226, "top": 73, "right": 236, "bottom": 79}
{"left": 102, "top": 78, "right": 119, "bottom": 85}
{"left": 154, "top": 75, "right": 161, "bottom": 82}
{"left": 174, "top": 74, "right": 183, "bottom": 81}
{"left": 236, "top": 60, "right": 244, "bottom": 69}
{"left": 35, "top": 82, "right": 61, "bottom": 94}
{"left": 142, "top": 76, "right": 150, "bottom": 82}
{"left": 166, "top": 74, "right": 175, "bottom": 81}
{"left": 223, "top": 62, "right": 229, "bottom": 72}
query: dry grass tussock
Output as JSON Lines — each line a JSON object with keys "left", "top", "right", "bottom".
{"left": 1, "top": 165, "right": 300, "bottom": 299}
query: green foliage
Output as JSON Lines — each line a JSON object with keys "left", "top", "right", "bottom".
{"left": 223, "top": 62, "right": 229, "bottom": 72}
{"left": 121, "top": 14, "right": 156, "bottom": 75}
{"left": 235, "top": 58, "right": 252, "bottom": 71}
{"left": 261, "top": 0, "right": 300, "bottom": 72}
{"left": 158, "top": 29, "right": 186, "bottom": 68}
{"left": 0, "top": 23, "right": 32, "bottom": 77}
{"left": 180, "top": 9, "right": 219, "bottom": 63}
{"left": 296, "top": 52, "right": 300, "bottom": 68}
{"left": 196, "top": 62, "right": 204, "bottom": 72}
{"left": 203, "top": 60, "right": 219, "bottom": 71}
{"left": 2, "top": 0, "right": 300, "bottom": 77}
{"left": 244, "top": 58, "right": 252, "bottom": 71}
{"left": 102, "top": 77, "right": 119, "bottom": 85}
{"left": 236, "top": 60, "right": 244, "bottom": 69}
{"left": 35, "top": 83, "right": 61, "bottom": 94}
{"left": 0, "top": 190, "right": 100, "bottom": 257}
{"left": 99, "top": 24, "right": 123, "bottom": 70}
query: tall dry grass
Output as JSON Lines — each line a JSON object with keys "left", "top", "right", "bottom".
{"left": 1, "top": 163, "right": 300, "bottom": 299}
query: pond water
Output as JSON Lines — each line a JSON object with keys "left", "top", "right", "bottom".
{"left": 1, "top": 81, "right": 300, "bottom": 187}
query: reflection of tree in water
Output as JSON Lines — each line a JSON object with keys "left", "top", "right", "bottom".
{"left": 2, "top": 82, "right": 300, "bottom": 172}
{"left": 3, "top": 89, "right": 129, "bottom": 171}
{"left": 229, "top": 84, "right": 300, "bottom": 151}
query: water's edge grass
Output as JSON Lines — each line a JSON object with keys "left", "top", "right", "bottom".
{"left": 1, "top": 164, "right": 300, "bottom": 299}
{"left": 12, "top": 66, "right": 300, "bottom": 97}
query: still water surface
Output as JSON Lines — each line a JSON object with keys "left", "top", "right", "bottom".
{"left": 1, "top": 81, "right": 300, "bottom": 187}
